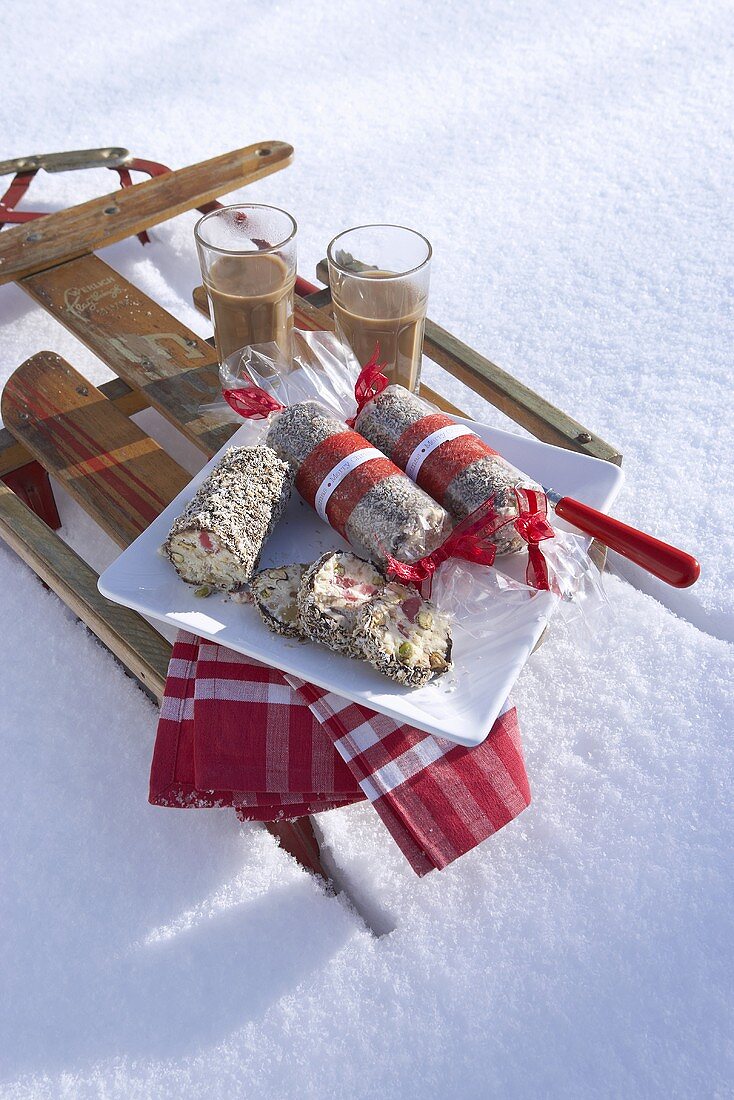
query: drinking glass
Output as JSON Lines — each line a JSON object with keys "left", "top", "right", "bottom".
{"left": 327, "top": 224, "right": 432, "bottom": 391}
{"left": 195, "top": 204, "right": 297, "bottom": 363}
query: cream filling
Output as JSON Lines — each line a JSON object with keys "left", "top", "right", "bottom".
{"left": 370, "top": 587, "right": 451, "bottom": 668}
{"left": 310, "top": 554, "right": 384, "bottom": 625}
{"left": 169, "top": 530, "right": 249, "bottom": 587}
{"left": 252, "top": 565, "right": 304, "bottom": 626}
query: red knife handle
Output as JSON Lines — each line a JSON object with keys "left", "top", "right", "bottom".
{"left": 554, "top": 496, "right": 700, "bottom": 588}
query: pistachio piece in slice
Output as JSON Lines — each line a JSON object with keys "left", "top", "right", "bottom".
{"left": 398, "top": 642, "right": 413, "bottom": 663}
{"left": 194, "top": 585, "right": 212, "bottom": 598}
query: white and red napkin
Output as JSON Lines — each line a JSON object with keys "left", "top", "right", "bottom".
{"left": 150, "top": 632, "right": 531, "bottom": 874}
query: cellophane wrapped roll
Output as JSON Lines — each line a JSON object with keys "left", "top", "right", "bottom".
{"left": 266, "top": 401, "right": 451, "bottom": 570}
{"left": 354, "top": 384, "right": 543, "bottom": 554}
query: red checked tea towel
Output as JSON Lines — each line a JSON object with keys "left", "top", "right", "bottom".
{"left": 276, "top": 677, "right": 530, "bottom": 875}
{"left": 150, "top": 632, "right": 364, "bottom": 818}
{"left": 151, "top": 633, "right": 531, "bottom": 874}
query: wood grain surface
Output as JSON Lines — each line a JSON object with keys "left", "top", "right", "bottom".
{"left": 1, "top": 352, "right": 191, "bottom": 546}
{"left": 23, "top": 254, "right": 231, "bottom": 456}
{"left": 0, "top": 141, "right": 293, "bottom": 285}
{"left": 0, "top": 376, "right": 147, "bottom": 478}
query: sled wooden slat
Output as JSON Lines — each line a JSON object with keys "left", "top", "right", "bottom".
{"left": 0, "top": 377, "right": 147, "bottom": 478}
{"left": 22, "top": 253, "right": 218, "bottom": 382}
{"left": 1, "top": 352, "right": 191, "bottom": 546}
{"left": 0, "top": 480, "right": 171, "bottom": 699}
{"left": 0, "top": 141, "right": 293, "bottom": 286}
{"left": 22, "top": 253, "right": 229, "bottom": 456}
{"left": 423, "top": 318, "right": 620, "bottom": 462}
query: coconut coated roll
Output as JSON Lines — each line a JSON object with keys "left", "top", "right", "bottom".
{"left": 356, "top": 582, "right": 453, "bottom": 687}
{"left": 165, "top": 445, "right": 292, "bottom": 591}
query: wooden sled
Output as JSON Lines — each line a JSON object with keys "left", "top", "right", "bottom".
{"left": 0, "top": 142, "right": 621, "bottom": 888}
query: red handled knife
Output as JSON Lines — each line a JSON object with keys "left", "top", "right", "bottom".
{"left": 544, "top": 487, "right": 700, "bottom": 588}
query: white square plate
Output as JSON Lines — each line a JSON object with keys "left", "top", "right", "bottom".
{"left": 98, "top": 417, "right": 623, "bottom": 746}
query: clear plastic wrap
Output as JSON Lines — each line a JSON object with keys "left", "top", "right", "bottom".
{"left": 211, "top": 332, "right": 451, "bottom": 570}
{"left": 353, "top": 374, "right": 543, "bottom": 555}
{"left": 432, "top": 526, "right": 608, "bottom": 643}
{"left": 206, "top": 329, "right": 608, "bottom": 639}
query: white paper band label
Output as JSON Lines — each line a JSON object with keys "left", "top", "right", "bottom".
{"left": 405, "top": 424, "right": 475, "bottom": 480}
{"left": 314, "top": 447, "right": 384, "bottom": 522}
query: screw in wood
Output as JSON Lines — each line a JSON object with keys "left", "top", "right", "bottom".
{"left": 25, "top": 232, "right": 42, "bottom": 243}
{"left": 184, "top": 337, "right": 198, "bottom": 347}
{"left": 104, "top": 206, "right": 120, "bottom": 215}
{"left": 576, "top": 432, "right": 592, "bottom": 443}
{"left": 76, "top": 385, "right": 89, "bottom": 397}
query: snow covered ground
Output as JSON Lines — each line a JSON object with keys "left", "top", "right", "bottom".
{"left": 1, "top": 1, "right": 731, "bottom": 1096}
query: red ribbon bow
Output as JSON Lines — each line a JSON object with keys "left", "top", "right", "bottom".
{"left": 385, "top": 488, "right": 555, "bottom": 592}
{"left": 512, "top": 487, "right": 555, "bottom": 591}
{"left": 222, "top": 385, "right": 285, "bottom": 420}
{"left": 346, "top": 344, "right": 390, "bottom": 427}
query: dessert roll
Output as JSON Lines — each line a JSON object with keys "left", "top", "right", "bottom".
{"left": 356, "top": 582, "right": 453, "bottom": 688}
{"left": 165, "top": 445, "right": 292, "bottom": 591}
{"left": 297, "top": 551, "right": 385, "bottom": 657}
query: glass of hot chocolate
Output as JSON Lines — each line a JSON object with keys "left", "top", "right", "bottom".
{"left": 327, "top": 224, "right": 432, "bottom": 391}
{"left": 195, "top": 204, "right": 297, "bottom": 363}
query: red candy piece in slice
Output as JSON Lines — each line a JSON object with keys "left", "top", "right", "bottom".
{"left": 199, "top": 531, "right": 215, "bottom": 553}
{"left": 400, "top": 595, "right": 423, "bottom": 623}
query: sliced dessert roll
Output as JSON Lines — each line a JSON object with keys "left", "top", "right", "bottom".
{"left": 165, "top": 445, "right": 293, "bottom": 591}
{"left": 298, "top": 551, "right": 385, "bottom": 657}
{"left": 356, "top": 583, "right": 453, "bottom": 687}
{"left": 251, "top": 564, "right": 307, "bottom": 638}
